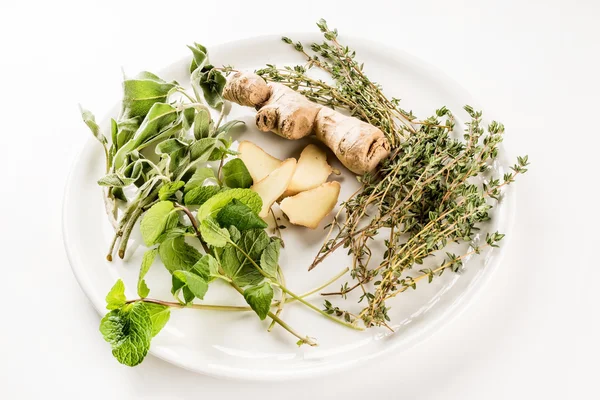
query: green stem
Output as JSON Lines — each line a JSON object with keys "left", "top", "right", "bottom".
{"left": 128, "top": 298, "right": 251, "bottom": 312}
{"left": 118, "top": 205, "right": 144, "bottom": 259}
{"left": 227, "top": 279, "right": 316, "bottom": 346}
{"left": 230, "top": 242, "right": 363, "bottom": 331}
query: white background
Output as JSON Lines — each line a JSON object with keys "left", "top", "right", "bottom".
{"left": 1, "top": 0, "right": 598, "bottom": 398}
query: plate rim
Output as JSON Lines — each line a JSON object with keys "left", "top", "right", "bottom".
{"left": 62, "top": 32, "right": 517, "bottom": 380}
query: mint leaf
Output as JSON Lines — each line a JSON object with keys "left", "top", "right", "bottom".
{"left": 143, "top": 303, "right": 171, "bottom": 337}
{"left": 106, "top": 279, "right": 126, "bottom": 310}
{"left": 221, "top": 229, "right": 269, "bottom": 287}
{"left": 183, "top": 185, "right": 221, "bottom": 206}
{"left": 196, "top": 188, "right": 262, "bottom": 222}
{"left": 193, "top": 108, "right": 211, "bottom": 139}
{"left": 200, "top": 218, "right": 230, "bottom": 248}
{"left": 191, "top": 254, "right": 220, "bottom": 282}
{"left": 137, "top": 249, "right": 157, "bottom": 298}
{"left": 217, "top": 199, "right": 267, "bottom": 231}
{"left": 140, "top": 201, "right": 179, "bottom": 246}
{"left": 158, "top": 236, "right": 201, "bottom": 273}
{"left": 184, "top": 167, "right": 216, "bottom": 193}
{"left": 260, "top": 240, "right": 280, "bottom": 278}
{"left": 222, "top": 159, "right": 252, "bottom": 188}
{"left": 158, "top": 181, "right": 185, "bottom": 201}
{"left": 173, "top": 270, "right": 209, "bottom": 300}
{"left": 100, "top": 302, "right": 152, "bottom": 366}
{"left": 243, "top": 282, "right": 273, "bottom": 320}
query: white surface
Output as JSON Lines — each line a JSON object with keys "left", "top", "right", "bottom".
{"left": 1, "top": 0, "right": 598, "bottom": 398}
{"left": 63, "top": 35, "right": 516, "bottom": 379}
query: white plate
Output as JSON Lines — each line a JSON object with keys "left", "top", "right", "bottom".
{"left": 63, "top": 34, "right": 515, "bottom": 380}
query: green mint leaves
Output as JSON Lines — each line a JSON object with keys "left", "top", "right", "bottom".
{"left": 106, "top": 279, "right": 127, "bottom": 310}
{"left": 196, "top": 188, "right": 262, "bottom": 221}
{"left": 140, "top": 201, "right": 179, "bottom": 246}
{"left": 243, "top": 282, "right": 274, "bottom": 320}
{"left": 221, "top": 159, "right": 253, "bottom": 188}
{"left": 137, "top": 249, "right": 158, "bottom": 298}
{"left": 158, "top": 181, "right": 185, "bottom": 201}
{"left": 100, "top": 280, "right": 170, "bottom": 366}
{"left": 158, "top": 236, "right": 201, "bottom": 273}
{"left": 199, "top": 218, "right": 230, "bottom": 248}
{"left": 100, "top": 302, "right": 152, "bottom": 367}
{"left": 217, "top": 199, "right": 267, "bottom": 231}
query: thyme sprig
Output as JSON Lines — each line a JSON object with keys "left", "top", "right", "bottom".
{"left": 260, "top": 20, "right": 529, "bottom": 328}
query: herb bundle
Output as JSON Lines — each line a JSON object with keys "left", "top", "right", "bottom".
{"left": 81, "top": 20, "right": 528, "bottom": 367}
{"left": 257, "top": 19, "right": 528, "bottom": 328}
{"left": 82, "top": 43, "right": 359, "bottom": 366}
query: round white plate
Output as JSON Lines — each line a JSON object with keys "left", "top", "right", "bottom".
{"left": 63, "top": 34, "right": 515, "bottom": 380}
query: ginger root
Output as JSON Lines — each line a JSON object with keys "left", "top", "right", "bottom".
{"left": 223, "top": 72, "right": 390, "bottom": 175}
{"left": 279, "top": 182, "right": 341, "bottom": 229}
{"left": 222, "top": 72, "right": 271, "bottom": 107}
{"left": 251, "top": 158, "right": 297, "bottom": 218}
{"left": 284, "top": 144, "right": 332, "bottom": 197}
{"left": 238, "top": 141, "right": 282, "bottom": 182}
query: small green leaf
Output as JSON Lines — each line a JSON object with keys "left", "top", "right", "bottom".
{"left": 97, "top": 173, "right": 135, "bottom": 187}
{"left": 215, "top": 120, "right": 245, "bottom": 137}
{"left": 156, "top": 138, "right": 188, "bottom": 155}
{"left": 260, "top": 240, "right": 280, "bottom": 278}
{"left": 196, "top": 188, "right": 262, "bottom": 222}
{"left": 158, "top": 236, "right": 201, "bottom": 273}
{"left": 243, "top": 282, "right": 273, "bottom": 320}
{"left": 188, "top": 42, "right": 208, "bottom": 73}
{"left": 191, "top": 254, "right": 220, "bottom": 283}
{"left": 80, "top": 106, "right": 107, "bottom": 145}
{"left": 200, "top": 218, "right": 230, "bottom": 248}
{"left": 183, "top": 185, "right": 221, "bottom": 206}
{"left": 173, "top": 270, "right": 209, "bottom": 300}
{"left": 198, "top": 69, "right": 226, "bottom": 108}
{"left": 220, "top": 229, "right": 269, "bottom": 287}
{"left": 121, "top": 71, "right": 177, "bottom": 119}
{"left": 143, "top": 303, "right": 171, "bottom": 337}
{"left": 106, "top": 279, "right": 127, "bottom": 310}
{"left": 140, "top": 201, "right": 178, "bottom": 246}
{"left": 193, "top": 108, "right": 211, "bottom": 139}
{"left": 99, "top": 302, "right": 152, "bottom": 366}
{"left": 184, "top": 167, "right": 215, "bottom": 193}
{"left": 189, "top": 138, "right": 221, "bottom": 161}
{"left": 158, "top": 181, "right": 185, "bottom": 201}
{"left": 217, "top": 199, "right": 267, "bottom": 230}
{"left": 137, "top": 249, "right": 158, "bottom": 298}
{"left": 222, "top": 159, "right": 253, "bottom": 188}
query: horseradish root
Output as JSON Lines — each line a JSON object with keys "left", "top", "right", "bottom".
{"left": 238, "top": 141, "right": 282, "bottom": 182}
{"left": 280, "top": 182, "right": 341, "bottom": 229}
{"left": 251, "top": 158, "right": 297, "bottom": 218}
{"left": 223, "top": 73, "right": 390, "bottom": 174}
{"left": 284, "top": 144, "right": 332, "bottom": 197}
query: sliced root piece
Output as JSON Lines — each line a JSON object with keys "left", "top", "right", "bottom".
{"left": 279, "top": 181, "right": 341, "bottom": 229}
{"left": 251, "top": 158, "right": 297, "bottom": 218}
{"left": 238, "top": 141, "right": 282, "bottom": 182}
{"left": 283, "top": 144, "right": 333, "bottom": 197}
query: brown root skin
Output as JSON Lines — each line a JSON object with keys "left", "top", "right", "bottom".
{"left": 225, "top": 72, "right": 391, "bottom": 175}
{"left": 223, "top": 72, "right": 271, "bottom": 107}
{"left": 315, "top": 107, "right": 390, "bottom": 174}
{"left": 256, "top": 83, "right": 321, "bottom": 140}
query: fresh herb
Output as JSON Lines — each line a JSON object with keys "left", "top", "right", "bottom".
{"left": 262, "top": 20, "right": 529, "bottom": 328}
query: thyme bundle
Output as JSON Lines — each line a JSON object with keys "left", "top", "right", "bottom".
{"left": 258, "top": 20, "right": 528, "bottom": 328}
